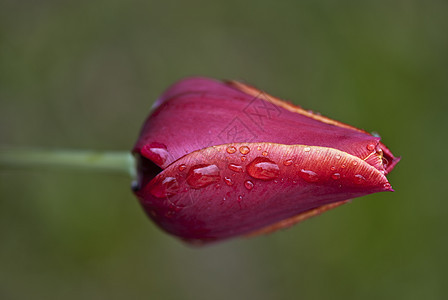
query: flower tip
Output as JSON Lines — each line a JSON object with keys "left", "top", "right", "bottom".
{"left": 383, "top": 182, "right": 394, "bottom": 192}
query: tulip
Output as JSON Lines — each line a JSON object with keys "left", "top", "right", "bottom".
{"left": 132, "top": 77, "right": 399, "bottom": 244}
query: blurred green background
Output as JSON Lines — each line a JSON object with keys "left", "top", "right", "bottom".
{"left": 1, "top": 0, "right": 447, "bottom": 299}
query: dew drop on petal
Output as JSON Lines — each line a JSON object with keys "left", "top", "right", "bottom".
{"left": 300, "top": 169, "right": 319, "bottom": 183}
{"left": 341, "top": 164, "right": 346, "bottom": 169}
{"left": 353, "top": 161, "right": 358, "bottom": 166}
{"left": 178, "top": 164, "right": 187, "bottom": 172}
{"left": 382, "top": 156, "right": 389, "bottom": 168}
{"left": 367, "top": 143, "right": 376, "bottom": 151}
{"left": 283, "top": 159, "right": 293, "bottom": 166}
{"left": 244, "top": 180, "right": 254, "bottom": 190}
{"left": 330, "top": 166, "right": 336, "bottom": 171}
{"left": 224, "top": 176, "right": 234, "bottom": 186}
{"left": 331, "top": 173, "right": 341, "bottom": 180}
{"left": 241, "top": 156, "right": 247, "bottom": 162}
{"left": 238, "top": 195, "right": 243, "bottom": 202}
{"left": 167, "top": 206, "right": 182, "bottom": 218}
{"left": 257, "top": 146, "right": 262, "bottom": 151}
{"left": 131, "top": 180, "right": 139, "bottom": 192}
{"left": 335, "top": 155, "right": 341, "bottom": 160}
{"left": 226, "top": 146, "right": 237, "bottom": 154}
{"left": 303, "top": 147, "right": 311, "bottom": 152}
{"left": 228, "top": 163, "right": 243, "bottom": 173}
{"left": 371, "top": 131, "right": 381, "bottom": 138}
{"left": 247, "top": 157, "right": 280, "bottom": 180}
{"left": 353, "top": 174, "right": 366, "bottom": 184}
{"left": 384, "top": 182, "right": 391, "bottom": 189}
{"left": 141, "top": 143, "right": 169, "bottom": 166}
{"left": 239, "top": 146, "right": 250, "bottom": 155}
{"left": 150, "top": 177, "right": 180, "bottom": 198}
{"left": 262, "top": 151, "right": 268, "bottom": 156}
{"left": 164, "top": 210, "right": 175, "bottom": 218}
{"left": 186, "top": 164, "right": 220, "bottom": 188}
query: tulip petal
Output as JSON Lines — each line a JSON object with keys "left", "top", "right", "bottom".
{"left": 227, "top": 80, "right": 401, "bottom": 174}
{"left": 134, "top": 78, "right": 399, "bottom": 176}
{"left": 134, "top": 142, "right": 392, "bottom": 244}
{"left": 246, "top": 200, "right": 350, "bottom": 237}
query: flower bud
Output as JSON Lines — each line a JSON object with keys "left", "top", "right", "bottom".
{"left": 132, "top": 78, "right": 399, "bottom": 244}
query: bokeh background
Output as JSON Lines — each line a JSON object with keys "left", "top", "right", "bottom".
{"left": 1, "top": 0, "right": 447, "bottom": 299}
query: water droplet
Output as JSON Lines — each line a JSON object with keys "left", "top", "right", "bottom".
{"left": 257, "top": 146, "right": 262, "bottom": 151}
{"left": 273, "top": 180, "right": 278, "bottom": 184}
{"left": 354, "top": 174, "right": 366, "bottom": 184}
{"left": 382, "top": 156, "right": 389, "bottom": 168}
{"left": 131, "top": 180, "right": 139, "bottom": 191}
{"left": 244, "top": 180, "right": 254, "bottom": 190}
{"left": 239, "top": 146, "right": 250, "bottom": 155}
{"left": 241, "top": 156, "right": 247, "bottom": 162}
{"left": 178, "top": 164, "right": 187, "bottom": 172}
{"left": 165, "top": 210, "right": 176, "bottom": 218}
{"left": 335, "top": 155, "right": 341, "bottom": 160}
{"left": 371, "top": 131, "right": 381, "bottom": 138}
{"left": 246, "top": 157, "right": 280, "bottom": 180}
{"left": 226, "top": 146, "right": 237, "bottom": 154}
{"left": 150, "top": 177, "right": 180, "bottom": 198}
{"left": 224, "top": 176, "right": 234, "bottom": 186}
{"left": 300, "top": 169, "right": 319, "bottom": 183}
{"left": 331, "top": 173, "right": 341, "bottom": 180}
{"left": 283, "top": 159, "right": 293, "bottom": 166}
{"left": 341, "top": 164, "right": 346, "bottom": 169}
{"left": 367, "top": 143, "right": 376, "bottom": 151}
{"left": 384, "top": 182, "right": 391, "bottom": 189}
{"left": 330, "top": 166, "right": 336, "bottom": 171}
{"left": 186, "top": 164, "right": 220, "bottom": 188}
{"left": 141, "top": 143, "right": 169, "bottom": 166}
{"left": 353, "top": 161, "right": 358, "bottom": 166}
{"left": 238, "top": 195, "right": 243, "bottom": 202}
{"left": 262, "top": 151, "right": 268, "bottom": 156}
{"left": 303, "top": 147, "right": 311, "bottom": 152}
{"left": 228, "top": 163, "right": 243, "bottom": 172}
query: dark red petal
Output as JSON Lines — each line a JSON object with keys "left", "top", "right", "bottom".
{"left": 246, "top": 200, "right": 350, "bottom": 237}
{"left": 228, "top": 80, "right": 402, "bottom": 174}
{"left": 134, "top": 142, "right": 391, "bottom": 244}
{"left": 133, "top": 78, "right": 397, "bottom": 175}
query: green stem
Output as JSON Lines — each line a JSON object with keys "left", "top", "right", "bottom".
{"left": 0, "top": 148, "right": 135, "bottom": 178}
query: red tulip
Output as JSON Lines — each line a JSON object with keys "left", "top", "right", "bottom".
{"left": 132, "top": 77, "right": 400, "bottom": 244}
